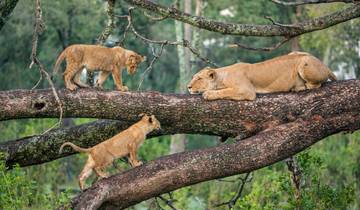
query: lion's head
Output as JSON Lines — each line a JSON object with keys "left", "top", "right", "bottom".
{"left": 125, "top": 52, "right": 146, "bottom": 75}
{"left": 113, "top": 47, "right": 146, "bottom": 75}
{"left": 139, "top": 113, "right": 161, "bottom": 130}
{"left": 187, "top": 67, "right": 217, "bottom": 94}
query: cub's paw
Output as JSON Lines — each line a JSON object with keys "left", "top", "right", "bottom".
{"left": 203, "top": 91, "right": 216, "bottom": 100}
{"left": 118, "top": 86, "right": 128, "bottom": 92}
{"left": 67, "top": 84, "right": 78, "bottom": 91}
{"left": 134, "top": 161, "right": 143, "bottom": 167}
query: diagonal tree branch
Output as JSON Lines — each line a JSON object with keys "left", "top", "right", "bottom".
{"left": 67, "top": 112, "right": 360, "bottom": 210}
{"left": 0, "top": 80, "right": 359, "bottom": 168}
{"left": 124, "top": 0, "right": 360, "bottom": 37}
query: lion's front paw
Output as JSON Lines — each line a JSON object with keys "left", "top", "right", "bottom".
{"left": 203, "top": 91, "right": 216, "bottom": 100}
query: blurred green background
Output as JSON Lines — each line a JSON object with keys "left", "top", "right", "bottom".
{"left": 0, "top": 0, "right": 359, "bottom": 209}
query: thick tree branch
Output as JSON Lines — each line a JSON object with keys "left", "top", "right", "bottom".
{"left": 271, "top": 0, "right": 359, "bottom": 6}
{"left": 0, "top": 0, "right": 19, "bottom": 30}
{"left": 67, "top": 112, "right": 360, "bottom": 210}
{"left": 124, "top": 0, "right": 360, "bottom": 37}
{"left": 0, "top": 80, "right": 359, "bottom": 168}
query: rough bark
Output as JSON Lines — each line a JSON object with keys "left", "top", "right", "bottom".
{"left": 271, "top": 0, "right": 359, "bottom": 6}
{"left": 0, "top": 0, "right": 19, "bottom": 30}
{"left": 68, "top": 112, "right": 360, "bottom": 210}
{"left": 124, "top": 0, "right": 360, "bottom": 37}
{"left": 1, "top": 80, "right": 359, "bottom": 168}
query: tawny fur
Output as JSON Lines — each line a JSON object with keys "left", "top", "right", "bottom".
{"left": 59, "top": 114, "right": 160, "bottom": 190}
{"left": 187, "top": 51, "right": 337, "bottom": 101}
{"left": 53, "top": 44, "right": 146, "bottom": 91}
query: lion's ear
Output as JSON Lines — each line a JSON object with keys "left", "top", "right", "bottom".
{"left": 208, "top": 69, "right": 216, "bottom": 79}
{"left": 148, "top": 116, "right": 153, "bottom": 123}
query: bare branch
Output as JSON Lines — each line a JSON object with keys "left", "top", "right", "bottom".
{"left": 138, "top": 43, "right": 166, "bottom": 90}
{"left": 214, "top": 173, "right": 252, "bottom": 209}
{"left": 270, "top": 0, "right": 359, "bottom": 6}
{"left": 124, "top": 0, "right": 360, "bottom": 37}
{"left": 29, "top": 0, "right": 63, "bottom": 133}
{"left": 116, "top": 7, "right": 218, "bottom": 67}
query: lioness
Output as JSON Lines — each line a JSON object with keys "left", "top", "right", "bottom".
{"left": 59, "top": 114, "right": 161, "bottom": 190}
{"left": 53, "top": 44, "right": 146, "bottom": 91}
{"left": 188, "top": 52, "right": 337, "bottom": 101}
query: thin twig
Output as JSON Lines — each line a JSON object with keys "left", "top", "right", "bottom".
{"left": 214, "top": 173, "right": 252, "bottom": 209}
{"left": 138, "top": 43, "right": 166, "bottom": 90}
{"left": 228, "top": 36, "right": 292, "bottom": 51}
{"left": 157, "top": 194, "right": 178, "bottom": 210}
{"left": 29, "top": 0, "right": 63, "bottom": 134}
{"left": 116, "top": 7, "right": 218, "bottom": 68}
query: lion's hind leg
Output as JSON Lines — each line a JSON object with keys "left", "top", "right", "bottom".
{"left": 64, "top": 63, "right": 81, "bottom": 91}
{"left": 78, "top": 156, "right": 95, "bottom": 190}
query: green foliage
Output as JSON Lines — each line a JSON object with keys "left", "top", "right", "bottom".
{"left": 0, "top": 153, "right": 72, "bottom": 210}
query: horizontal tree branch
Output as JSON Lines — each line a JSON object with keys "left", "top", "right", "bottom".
{"left": 68, "top": 112, "right": 360, "bottom": 209}
{"left": 0, "top": 80, "right": 359, "bottom": 168}
{"left": 271, "top": 0, "right": 359, "bottom": 6}
{"left": 124, "top": 0, "right": 360, "bottom": 36}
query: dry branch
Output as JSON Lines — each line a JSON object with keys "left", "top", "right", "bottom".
{"left": 0, "top": 80, "right": 359, "bottom": 168}
{"left": 67, "top": 112, "right": 360, "bottom": 209}
{"left": 124, "top": 0, "right": 360, "bottom": 37}
{"left": 270, "top": 0, "right": 358, "bottom": 6}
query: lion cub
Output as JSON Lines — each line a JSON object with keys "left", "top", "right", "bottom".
{"left": 53, "top": 44, "right": 146, "bottom": 91}
{"left": 59, "top": 114, "right": 160, "bottom": 190}
{"left": 188, "top": 51, "right": 337, "bottom": 101}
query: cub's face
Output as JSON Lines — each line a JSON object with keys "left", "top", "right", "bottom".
{"left": 126, "top": 53, "right": 146, "bottom": 75}
{"left": 187, "top": 67, "right": 217, "bottom": 94}
{"left": 141, "top": 114, "right": 161, "bottom": 130}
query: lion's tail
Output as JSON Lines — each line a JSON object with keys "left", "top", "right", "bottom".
{"left": 52, "top": 48, "right": 68, "bottom": 78}
{"left": 327, "top": 69, "right": 337, "bottom": 81}
{"left": 59, "top": 142, "right": 90, "bottom": 154}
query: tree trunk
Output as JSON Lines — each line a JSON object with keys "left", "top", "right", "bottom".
{"left": 0, "top": 80, "right": 359, "bottom": 168}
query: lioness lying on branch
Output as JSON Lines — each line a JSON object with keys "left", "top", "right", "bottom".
{"left": 53, "top": 44, "right": 146, "bottom": 91}
{"left": 59, "top": 114, "right": 161, "bottom": 190}
{"left": 188, "top": 52, "right": 337, "bottom": 101}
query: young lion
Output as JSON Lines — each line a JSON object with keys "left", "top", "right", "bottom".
{"left": 53, "top": 44, "right": 146, "bottom": 91}
{"left": 187, "top": 52, "right": 337, "bottom": 101}
{"left": 59, "top": 114, "right": 161, "bottom": 190}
